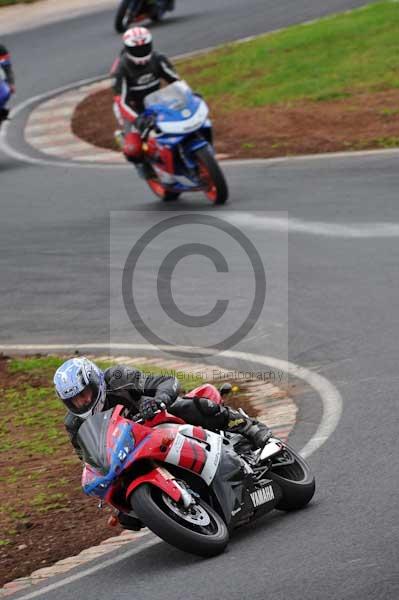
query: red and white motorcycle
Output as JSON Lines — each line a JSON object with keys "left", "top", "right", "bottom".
{"left": 79, "top": 383, "right": 315, "bottom": 556}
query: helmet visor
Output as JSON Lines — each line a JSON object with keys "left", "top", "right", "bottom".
{"left": 126, "top": 42, "right": 152, "bottom": 60}
{"left": 62, "top": 382, "right": 100, "bottom": 417}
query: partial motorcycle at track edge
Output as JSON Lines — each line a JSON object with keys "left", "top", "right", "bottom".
{"left": 115, "top": 0, "right": 176, "bottom": 33}
{"left": 0, "top": 65, "right": 11, "bottom": 129}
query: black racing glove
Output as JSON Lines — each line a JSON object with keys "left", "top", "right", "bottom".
{"left": 136, "top": 114, "right": 156, "bottom": 139}
{"left": 139, "top": 396, "right": 161, "bottom": 421}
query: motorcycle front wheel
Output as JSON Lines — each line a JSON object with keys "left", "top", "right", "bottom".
{"left": 114, "top": 0, "right": 141, "bottom": 32}
{"left": 130, "top": 483, "right": 229, "bottom": 556}
{"left": 146, "top": 177, "right": 180, "bottom": 201}
{"left": 195, "top": 145, "right": 228, "bottom": 205}
{"left": 269, "top": 444, "right": 315, "bottom": 511}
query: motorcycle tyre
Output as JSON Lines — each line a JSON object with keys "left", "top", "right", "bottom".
{"left": 194, "top": 145, "right": 228, "bottom": 205}
{"left": 146, "top": 177, "right": 180, "bottom": 201}
{"left": 269, "top": 444, "right": 315, "bottom": 511}
{"left": 130, "top": 483, "right": 229, "bottom": 557}
{"left": 115, "top": 0, "right": 139, "bottom": 32}
{"left": 150, "top": 10, "right": 163, "bottom": 22}
{"left": 163, "top": 191, "right": 180, "bottom": 201}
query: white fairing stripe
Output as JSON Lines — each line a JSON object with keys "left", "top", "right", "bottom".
{"left": 200, "top": 430, "right": 222, "bottom": 485}
{"left": 158, "top": 102, "right": 208, "bottom": 134}
{"left": 164, "top": 426, "right": 222, "bottom": 486}
{"left": 165, "top": 430, "right": 187, "bottom": 465}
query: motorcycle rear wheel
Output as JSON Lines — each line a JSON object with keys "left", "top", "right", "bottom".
{"left": 269, "top": 445, "right": 315, "bottom": 511}
{"left": 130, "top": 483, "right": 229, "bottom": 556}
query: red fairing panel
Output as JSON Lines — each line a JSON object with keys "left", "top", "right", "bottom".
{"left": 192, "top": 426, "right": 207, "bottom": 440}
{"left": 178, "top": 438, "right": 207, "bottom": 474}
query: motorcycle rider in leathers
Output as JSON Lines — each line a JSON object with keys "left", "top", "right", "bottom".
{"left": 0, "top": 44, "right": 15, "bottom": 122}
{"left": 111, "top": 26, "right": 179, "bottom": 178}
{"left": 54, "top": 357, "right": 272, "bottom": 531}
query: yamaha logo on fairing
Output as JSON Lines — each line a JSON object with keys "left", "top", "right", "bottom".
{"left": 250, "top": 485, "right": 274, "bottom": 507}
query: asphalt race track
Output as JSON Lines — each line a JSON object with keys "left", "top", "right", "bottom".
{"left": 2, "top": 1, "right": 399, "bottom": 599}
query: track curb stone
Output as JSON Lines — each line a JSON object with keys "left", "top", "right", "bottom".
{"left": 23, "top": 80, "right": 231, "bottom": 163}
{"left": 0, "top": 353, "right": 296, "bottom": 596}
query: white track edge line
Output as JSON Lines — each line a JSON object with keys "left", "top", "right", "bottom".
{"left": 7, "top": 538, "right": 158, "bottom": 600}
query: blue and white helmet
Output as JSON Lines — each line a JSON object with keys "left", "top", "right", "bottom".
{"left": 54, "top": 357, "right": 106, "bottom": 419}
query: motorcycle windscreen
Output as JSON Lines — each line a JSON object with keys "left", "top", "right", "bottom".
{"left": 76, "top": 409, "right": 114, "bottom": 474}
{"left": 144, "top": 80, "right": 192, "bottom": 111}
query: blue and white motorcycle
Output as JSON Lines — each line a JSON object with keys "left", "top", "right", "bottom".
{"left": 137, "top": 81, "right": 228, "bottom": 205}
{"left": 0, "top": 66, "right": 11, "bottom": 128}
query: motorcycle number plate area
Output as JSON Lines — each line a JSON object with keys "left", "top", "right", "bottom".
{"left": 165, "top": 428, "right": 222, "bottom": 485}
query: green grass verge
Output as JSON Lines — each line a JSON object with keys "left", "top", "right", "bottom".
{"left": 0, "top": 356, "right": 203, "bottom": 456}
{"left": 0, "top": 0, "right": 37, "bottom": 6}
{"left": 177, "top": 1, "right": 399, "bottom": 108}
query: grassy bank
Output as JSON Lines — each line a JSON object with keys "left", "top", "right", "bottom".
{"left": 0, "top": 355, "right": 203, "bottom": 462}
{"left": 176, "top": 1, "right": 399, "bottom": 108}
{"left": 0, "top": 0, "right": 37, "bottom": 6}
{"left": 74, "top": 1, "right": 399, "bottom": 157}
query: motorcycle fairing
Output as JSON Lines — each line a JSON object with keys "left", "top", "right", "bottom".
{"left": 163, "top": 425, "right": 222, "bottom": 485}
{"left": 156, "top": 102, "right": 209, "bottom": 135}
{"left": 146, "top": 132, "right": 214, "bottom": 191}
{"left": 144, "top": 132, "right": 208, "bottom": 191}
{"left": 143, "top": 81, "right": 209, "bottom": 136}
{"left": 80, "top": 405, "right": 223, "bottom": 497}
{"left": 209, "top": 442, "right": 283, "bottom": 526}
{"left": 79, "top": 408, "right": 140, "bottom": 498}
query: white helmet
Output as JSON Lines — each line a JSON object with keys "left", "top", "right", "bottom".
{"left": 123, "top": 27, "right": 153, "bottom": 65}
{"left": 54, "top": 357, "right": 106, "bottom": 419}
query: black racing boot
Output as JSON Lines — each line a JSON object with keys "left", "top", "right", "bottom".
{"left": 117, "top": 511, "right": 143, "bottom": 532}
{"left": 225, "top": 407, "right": 272, "bottom": 449}
{"left": 0, "top": 107, "right": 9, "bottom": 124}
